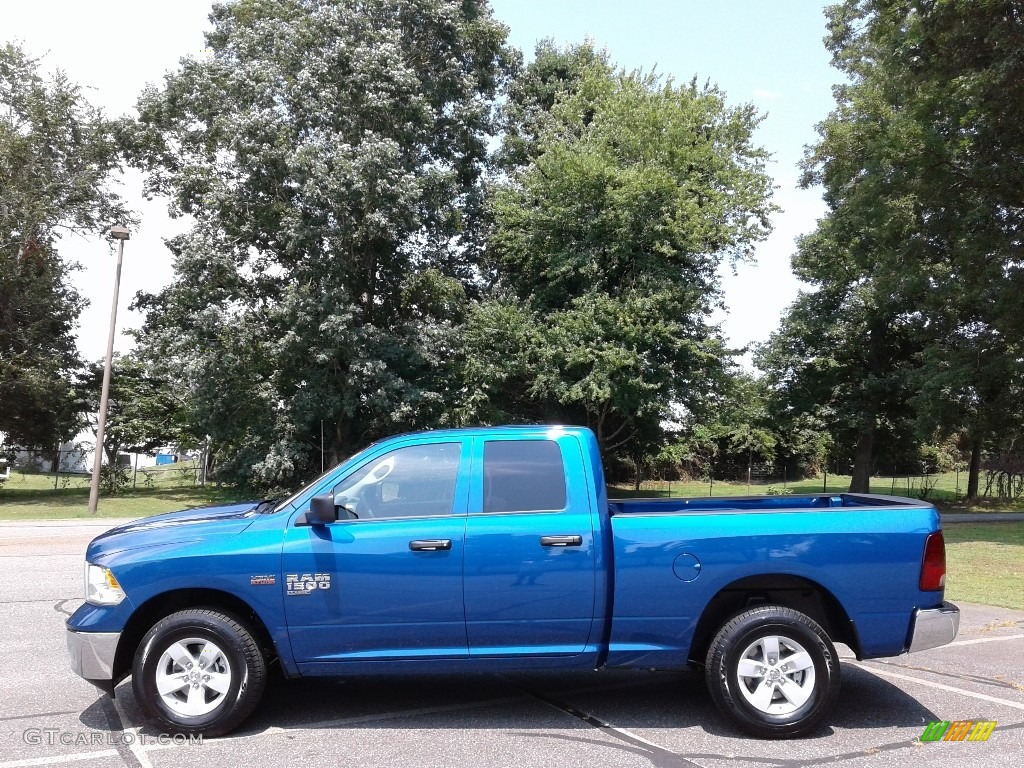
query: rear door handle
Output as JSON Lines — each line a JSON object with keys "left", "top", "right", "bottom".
{"left": 540, "top": 535, "right": 583, "bottom": 547}
{"left": 409, "top": 539, "right": 452, "bottom": 551}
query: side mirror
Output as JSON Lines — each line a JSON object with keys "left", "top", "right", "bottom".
{"left": 309, "top": 494, "right": 338, "bottom": 525}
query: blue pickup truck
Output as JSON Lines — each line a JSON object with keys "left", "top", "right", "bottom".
{"left": 67, "top": 425, "right": 958, "bottom": 739}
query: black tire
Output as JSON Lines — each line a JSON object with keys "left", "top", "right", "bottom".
{"left": 704, "top": 605, "right": 841, "bottom": 738}
{"left": 132, "top": 608, "right": 267, "bottom": 737}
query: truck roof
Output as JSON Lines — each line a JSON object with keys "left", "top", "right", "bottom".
{"left": 376, "top": 424, "right": 592, "bottom": 441}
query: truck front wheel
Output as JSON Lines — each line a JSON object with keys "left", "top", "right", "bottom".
{"left": 704, "top": 605, "right": 841, "bottom": 738}
{"left": 132, "top": 608, "right": 267, "bottom": 737}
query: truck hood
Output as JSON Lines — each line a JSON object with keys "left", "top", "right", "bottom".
{"left": 86, "top": 501, "right": 260, "bottom": 561}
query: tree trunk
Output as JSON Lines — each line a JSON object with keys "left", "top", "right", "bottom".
{"left": 331, "top": 421, "right": 348, "bottom": 467}
{"left": 849, "top": 427, "right": 873, "bottom": 493}
{"left": 966, "top": 436, "right": 982, "bottom": 501}
{"left": 848, "top": 316, "right": 886, "bottom": 494}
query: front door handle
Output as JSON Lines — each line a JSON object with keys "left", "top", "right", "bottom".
{"left": 409, "top": 539, "right": 452, "bottom": 551}
{"left": 540, "top": 535, "right": 583, "bottom": 547}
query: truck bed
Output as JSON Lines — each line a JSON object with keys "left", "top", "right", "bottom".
{"left": 604, "top": 492, "right": 942, "bottom": 668}
{"left": 609, "top": 492, "right": 936, "bottom": 515}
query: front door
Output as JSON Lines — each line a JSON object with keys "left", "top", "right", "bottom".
{"left": 283, "top": 438, "right": 470, "bottom": 665}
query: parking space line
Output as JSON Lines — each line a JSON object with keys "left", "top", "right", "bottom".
{"left": 944, "top": 633, "right": 1024, "bottom": 647}
{"left": 868, "top": 652, "right": 1024, "bottom": 692}
{"left": 0, "top": 711, "right": 82, "bottom": 724}
{"left": 0, "top": 750, "right": 118, "bottom": 768}
{"left": 856, "top": 662, "right": 1024, "bottom": 710}
{"left": 0, "top": 599, "right": 78, "bottom": 605}
{"left": 111, "top": 699, "right": 152, "bottom": 768}
{"left": 0, "top": 554, "right": 85, "bottom": 558}
{"left": 93, "top": 699, "right": 142, "bottom": 768}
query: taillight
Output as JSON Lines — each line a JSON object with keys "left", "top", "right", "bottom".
{"left": 920, "top": 531, "right": 946, "bottom": 591}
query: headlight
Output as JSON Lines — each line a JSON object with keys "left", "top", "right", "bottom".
{"left": 85, "top": 563, "right": 125, "bottom": 606}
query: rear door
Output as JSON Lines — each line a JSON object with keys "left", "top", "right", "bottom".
{"left": 462, "top": 433, "right": 599, "bottom": 656}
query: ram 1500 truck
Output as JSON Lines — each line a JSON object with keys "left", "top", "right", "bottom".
{"left": 67, "top": 425, "right": 959, "bottom": 738}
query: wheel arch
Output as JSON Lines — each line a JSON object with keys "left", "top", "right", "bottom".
{"left": 112, "top": 589, "right": 277, "bottom": 686}
{"left": 688, "top": 574, "right": 860, "bottom": 666}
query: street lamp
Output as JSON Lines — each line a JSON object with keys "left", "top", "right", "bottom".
{"left": 88, "top": 226, "right": 130, "bottom": 514}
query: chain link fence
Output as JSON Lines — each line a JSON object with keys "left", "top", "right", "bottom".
{"left": 0, "top": 447, "right": 202, "bottom": 492}
{"left": 615, "top": 459, "right": 969, "bottom": 502}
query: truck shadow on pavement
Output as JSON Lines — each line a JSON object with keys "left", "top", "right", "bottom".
{"left": 79, "top": 662, "right": 937, "bottom": 743}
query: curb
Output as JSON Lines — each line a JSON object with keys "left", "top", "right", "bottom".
{"left": 941, "top": 513, "right": 1024, "bottom": 523}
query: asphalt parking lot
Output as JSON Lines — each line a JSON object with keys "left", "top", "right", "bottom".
{"left": 2, "top": 518, "right": 1022, "bottom": 768}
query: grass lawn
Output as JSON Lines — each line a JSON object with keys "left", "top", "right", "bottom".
{"left": 0, "top": 464, "right": 239, "bottom": 520}
{"left": 1, "top": 462, "right": 202, "bottom": 493}
{"left": 943, "top": 522, "right": 1024, "bottom": 610}
{"left": 0, "top": 484, "right": 244, "bottom": 520}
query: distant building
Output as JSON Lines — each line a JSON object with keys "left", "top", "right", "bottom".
{"left": 0, "top": 428, "right": 167, "bottom": 475}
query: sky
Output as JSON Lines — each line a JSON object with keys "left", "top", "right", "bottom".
{"left": 5, "top": 0, "right": 839, "bottom": 363}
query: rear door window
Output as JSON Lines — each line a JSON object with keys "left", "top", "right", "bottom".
{"left": 482, "top": 440, "right": 567, "bottom": 513}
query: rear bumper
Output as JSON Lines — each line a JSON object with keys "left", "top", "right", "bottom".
{"left": 67, "top": 628, "right": 120, "bottom": 695}
{"left": 908, "top": 601, "right": 960, "bottom": 653}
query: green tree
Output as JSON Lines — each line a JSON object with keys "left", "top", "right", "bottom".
{"left": 890, "top": 0, "right": 1024, "bottom": 497}
{"left": 909, "top": 329, "right": 1024, "bottom": 496}
{"left": 496, "top": 38, "right": 612, "bottom": 170}
{"left": 0, "top": 43, "right": 131, "bottom": 449}
{"left": 705, "top": 371, "right": 778, "bottom": 473}
{"left": 75, "top": 354, "right": 198, "bottom": 490}
{"left": 128, "top": 0, "right": 515, "bottom": 488}
{"left": 756, "top": 281, "right": 921, "bottom": 489}
{"left": 461, "top": 59, "right": 776, "bottom": 465}
{"left": 793, "top": 0, "right": 1024, "bottom": 497}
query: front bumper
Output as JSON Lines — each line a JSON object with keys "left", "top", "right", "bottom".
{"left": 908, "top": 601, "right": 960, "bottom": 653}
{"left": 67, "top": 628, "right": 120, "bottom": 695}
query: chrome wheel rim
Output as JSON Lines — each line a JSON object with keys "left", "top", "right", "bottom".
{"left": 154, "top": 637, "right": 232, "bottom": 717}
{"left": 735, "top": 634, "right": 816, "bottom": 715}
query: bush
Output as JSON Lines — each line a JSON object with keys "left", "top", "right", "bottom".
{"left": 99, "top": 463, "right": 132, "bottom": 494}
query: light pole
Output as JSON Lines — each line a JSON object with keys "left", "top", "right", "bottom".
{"left": 88, "top": 226, "right": 130, "bottom": 514}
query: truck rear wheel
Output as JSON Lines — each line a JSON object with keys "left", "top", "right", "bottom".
{"left": 132, "top": 608, "right": 266, "bottom": 737}
{"left": 704, "top": 605, "right": 840, "bottom": 738}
